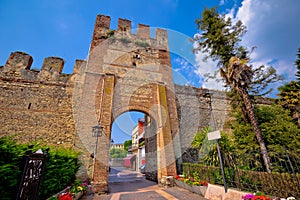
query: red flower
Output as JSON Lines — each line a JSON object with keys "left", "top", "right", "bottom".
{"left": 252, "top": 196, "right": 271, "bottom": 200}
{"left": 200, "top": 181, "right": 208, "bottom": 186}
{"left": 58, "top": 192, "right": 72, "bottom": 200}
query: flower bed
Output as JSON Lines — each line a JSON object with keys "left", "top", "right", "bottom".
{"left": 174, "top": 172, "right": 208, "bottom": 196}
{"left": 242, "top": 192, "right": 296, "bottom": 200}
{"left": 48, "top": 180, "right": 88, "bottom": 200}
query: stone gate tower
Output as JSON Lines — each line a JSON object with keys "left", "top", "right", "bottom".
{"left": 73, "top": 14, "right": 180, "bottom": 192}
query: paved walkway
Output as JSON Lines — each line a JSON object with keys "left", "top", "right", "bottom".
{"left": 81, "top": 167, "right": 208, "bottom": 200}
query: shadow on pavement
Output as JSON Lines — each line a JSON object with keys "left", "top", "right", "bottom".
{"left": 82, "top": 167, "right": 208, "bottom": 200}
{"left": 108, "top": 167, "right": 157, "bottom": 193}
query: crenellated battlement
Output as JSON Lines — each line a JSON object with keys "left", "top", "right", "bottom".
{"left": 4, "top": 51, "right": 33, "bottom": 71}
{"left": 0, "top": 14, "right": 170, "bottom": 87}
{"left": 90, "top": 14, "right": 168, "bottom": 51}
{"left": 0, "top": 51, "right": 86, "bottom": 85}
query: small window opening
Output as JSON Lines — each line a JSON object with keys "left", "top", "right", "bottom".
{"left": 133, "top": 62, "right": 136, "bottom": 69}
{"left": 28, "top": 103, "right": 32, "bottom": 109}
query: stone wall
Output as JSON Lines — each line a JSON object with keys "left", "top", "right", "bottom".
{"left": 0, "top": 52, "right": 232, "bottom": 152}
{"left": 110, "top": 158, "right": 124, "bottom": 167}
{"left": 0, "top": 51, "right": 78, "bottom": 147}
{"left": 144, "top": 116, "right": 158, "bottom": 182}
{"left": 175, "top": 85, "right": 231, "bottom": 154}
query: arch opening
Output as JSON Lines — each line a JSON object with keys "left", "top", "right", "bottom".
{"left": 109, "top": 110, "right": 158, "bottom": 183}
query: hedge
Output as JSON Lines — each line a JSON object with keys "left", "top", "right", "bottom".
{"left": 182, "top": 163, "right": 300, "bottom": 198}
{"left": 0, "top": 136, "right": 80, "bottom": 200}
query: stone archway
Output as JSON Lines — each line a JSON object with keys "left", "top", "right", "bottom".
{"left": 110, "top": 110, "right": 158, "bottom": 181}
{"left": 72, "top": 14, "right": 180, "bottom": 193}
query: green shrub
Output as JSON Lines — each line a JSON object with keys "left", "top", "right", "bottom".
{"left": 119, "top": 37, "right": 131, "bottom": 44}
{"left": 134, "top": 40, "right": 150, "bottom": 48}
{"left": 39, "top": 147, "right": 80, "bottom": 199}
{"left": 0, "top": 137, "right": 80, "bottom": 200}
{"left": 182, "top": 163, "right": 300, "bottom": 197}
{"left": 110, "top": 147, "right": 127, "bottom": 158}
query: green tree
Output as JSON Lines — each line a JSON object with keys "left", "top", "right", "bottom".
{"left": 277, "top": 48, "right": 300, "bottom": 126}
{"left": 277, "top": 81, "right": 300, "bottom": 126}
{"left": 295, "top": 48, "right": 300, "bottom": 80}
{"left": 230, "top": 104, "right": 300, "bottom": 155}
{"left": 123, "top": 140, "right": 132, "bottom": 151}
{"left": 110, "top": 148, "right": 127, "bottom": 158}
{"left": 194, "top": 7, "right": 282, "bottom": 172}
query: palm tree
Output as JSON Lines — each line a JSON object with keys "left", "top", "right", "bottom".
{"left": 220, "top": 57, "right": 272, "bottom": 172}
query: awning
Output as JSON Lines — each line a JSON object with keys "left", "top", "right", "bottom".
{"left": 124, "top": 154, "right": 136, "bottom": 167}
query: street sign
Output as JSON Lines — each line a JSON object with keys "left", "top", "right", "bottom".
{"left": 207, "top": 130, "right": 221, "bottom": 140}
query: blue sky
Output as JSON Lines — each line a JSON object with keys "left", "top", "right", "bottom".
{"left": 1, "top": 0, "right": 299, "bottom": 143}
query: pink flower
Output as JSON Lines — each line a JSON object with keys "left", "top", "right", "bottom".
{"left": 242, "top": 194, "right": 255, "bottom": 200}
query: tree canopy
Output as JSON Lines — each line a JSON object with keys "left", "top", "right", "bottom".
{"left": 230, "top": 104, "right": 300, "bottom": 155}
{"left": 123, "top": 140, "right": 132, "bottom": 151}
{"left": 194, "top": 7, "right": 247, "bottom": 67}
{"left": 194, "top": 6, "right": 284, "bottom": 171}
{"left": 277, "top": 47, "right": 300, "bottom": 126}
{"left": 295, "top": 48, "right": 300, "bottom": 80}
{"left": 194, "top": 7, "right": 282, "bottom": 96}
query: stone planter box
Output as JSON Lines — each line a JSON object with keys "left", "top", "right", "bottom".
{"left": 174, "top": 179, "right": 207, "bottom": 196}
{"left": 184, "top": 183, "right": 193, "bottom": 191}
{"left": 47, "top": 190, "right": 84, "bottom": 200}
{"left": 73, "top": 191, "right": 84, "bottom": 200}
{"left": 192, "top": 184, "right": 207, "bottom": 196}
{"left": 174, "top": 179, "right": 185, "bottom": 188}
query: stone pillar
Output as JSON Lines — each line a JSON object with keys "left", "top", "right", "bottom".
{"left": 92, "top": 74, "right": 115, "bottom": 193}
{"left": 157, "top": 84, "right": 177, "bottom": 181}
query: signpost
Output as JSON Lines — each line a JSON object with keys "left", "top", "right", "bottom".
{"left": 207, "top": 130, "right": 221, "bottom": 141}
{"left": 205, "top": 91, "right": 227, "bottom": 193}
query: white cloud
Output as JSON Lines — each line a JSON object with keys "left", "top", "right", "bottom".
{"left": 233, "top": 0, "right": 300, "bottom": 82}
{"left": 172, "top": 56, "right": 201, "bottom": 87}
{"left": 194, "top": 50, "right": 226, "bottom": 91}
